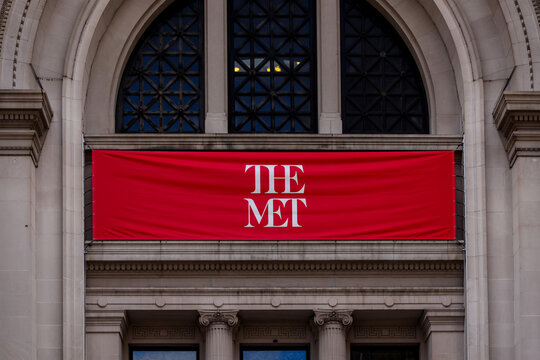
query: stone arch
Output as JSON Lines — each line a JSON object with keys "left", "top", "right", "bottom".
{"left": 81, "top": 0, "right": 467, "bottom": 135}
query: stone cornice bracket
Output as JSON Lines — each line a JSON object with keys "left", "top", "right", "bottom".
{"left": 0, "top": 90, "right": 53, "bottom": 166}
{"left": 493, "top": 91, "right": 540, "bottom": 167}
{"left": 420, "top": 309, "right": 465, "bottom": 341}
{"left": 198, "top": 310, "right": 239, "bottom": 328}
{"left": 85, "top": 310, "right": 128, "bottom": 341}
{"left": 313, "top": 309, "right": 353, "bottom": 327}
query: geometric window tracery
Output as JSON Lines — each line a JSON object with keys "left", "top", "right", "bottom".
{"left": 116, "top": 0, "right": 204, "bottom": 133}
{"left": 228, "top": 0, "right": 317, "bottom": 133}
{"left": 341, "top": 0, "right": 429, "bottom": 134}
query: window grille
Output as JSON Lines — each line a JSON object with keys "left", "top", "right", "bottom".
{"left": 228, "top": 0, "right": 317, "bottom": 133}
{"left": 341, "top": 0, "right": 429, "bottom": 134}
{"left": 117, "top": 0, "right": 204, "bottom": 133}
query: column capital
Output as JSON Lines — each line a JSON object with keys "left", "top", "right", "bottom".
{"left": 198, "top": 310, "right": 239, "bottom": 328}
{"left": 0, "top": 90, "right": 53, "bottom": 166}
{"left": 420, "top": 309, "right": 465, "bottom": 341}
{"left": 493, "top": 91, "right": 540, "bottom": 167}
{"left": 313, "top": 309, "right": 353, "bottom": 327}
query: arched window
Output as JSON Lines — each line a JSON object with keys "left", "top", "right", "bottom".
{"left": 228, "top": 0, "right": 317, "bottom": 133}
{"left": 116, "top": 0, "right": 204, "bottom": 133}
{"left": 341, "top": 0, "right": 429, "bottom": 134}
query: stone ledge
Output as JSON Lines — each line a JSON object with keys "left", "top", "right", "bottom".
{"left": 84, "top": 133, "right": 463, "bottom": 151}
{"left": 493, "top": 91, "right": 540, "bottom": 167}
{"left": 0, "top": 90, "right": 53, "bottom": 166}
{"left": 84, "top": 240, "right": 464, "bottom": 262}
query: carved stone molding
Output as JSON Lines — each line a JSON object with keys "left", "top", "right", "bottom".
{"left": 132, "top": 326, "right": 196, "bottom": 339}
{"left": 353, "top": 326, "right": 416, "bottom": 339}
{"left": 512, "top": 1, "right": 534, "bottom": 89}
{"left": 86, "top": 260, "right": 464, "bottom": 274}
{"left": 534, "top": 1, "right": 540, "bottom": 28}
{"left": 86, "top": 310, "right": 128, "bottom": 340}
{"left": 493, "top": 91, "right": 540, "bottom": 167}
{"left": 420, "top": 309, "right": 465, "bottom": 341}
{"left": 243, "top": 326, "right": 307, "bottom": 339}
{"left": 0, "top": 90, "right": 52, "bottom": 166}
{"left": 198, "top": 310, "right": 239, "bottom": 328}
{"left": 313, "top": 310, "right": 353, "bottom": 327}
{"left": 0, "top": 0, "right": 13, "bottom": 55}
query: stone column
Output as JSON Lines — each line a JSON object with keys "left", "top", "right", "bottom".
{"left": 205, "top": 0, "right": 228, "bottom": 132}
{"left": 199, "top": 310, "right": 238, "bottom": 360}
{"left": 0, "top": 90, "right": 51, "bottom": 360}
{"left": 313, "top": 310, "right": 353, "bottom": 360}
{"left": 494, "top": 92, "right": 540, "bottom": 360}
{"left": 318, "top": 0, "right": 342, "bottom": 134}
{"left": 421, "top": 310, "right": 465, "bottom": 360}
{"left": 85, "top": 311, "right": 127, "bottom": 360}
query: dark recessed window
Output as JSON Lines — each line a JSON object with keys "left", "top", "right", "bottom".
{"left": 130, "top": 346, "right": 198, "bottom": 360}
{"left": 228, "top": 0, "right": 317, "bottom": 133}
{"left": 341, "top": 0, "right": 429, "bottom": 134}
{"left": 351, "top": 345, "right": 419, "bottom": 360}
{"left": 117, "top": 0, "right": 204, "bottom": 133}
{"left": 241, "top": 346, "right": 308, "bottom": 360}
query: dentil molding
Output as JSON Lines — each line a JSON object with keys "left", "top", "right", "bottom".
{"left": 85, "top": 260, "right": 464, "bottom": 274}
{"left": 493, "top": 91, "right": 540, "bottom": 167}
{"left": 0, "top": 90, "right": 52, "bottom": 166}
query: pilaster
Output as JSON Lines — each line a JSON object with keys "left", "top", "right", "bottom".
{"left": 85, "top": 311, "right": 127, "bottom": 360}
{"left": 0, "top": 89, "right": 51, "bottom": 360}
{"left": 494, "top": 91, "right": 540, "bottom": 359}
{"left": 199, "top": 310, "right": 238, "bottom": 360}
{"left": 421, "top": 310, "right": 464, "bottom": 360}
{"left": 313, "top": 310, "right": 353, "bottom": 360}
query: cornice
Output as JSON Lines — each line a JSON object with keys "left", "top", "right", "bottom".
{"left": 198, "top": 310, "right": 239, "bottom": 328}
{"left": 85, "top": 260, "right": 464, "bottom": 275}
{"left": 83, "top": 133, "right": 463, "bottom": 151}
{"left": 493, "top": 91, "right": 540, "bottom": 167}
{"left": 0, "top": 90, "right": 53, "bottom": 166}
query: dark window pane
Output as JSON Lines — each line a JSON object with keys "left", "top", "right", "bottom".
{"left": 228, "top": 0, "right": 317, "bottom": 133}
{"left": 351, "top": 346, "right": 419, "bottom": 360}
{"left": 132, "top": 350, "right": 197, "bottom": 360}
{"left": 243, "top": 350, "right": 307, "bottom": 360}
{"left": 117, "top": 0, "right": 204, "bottom": 133}
{"left": 341, "top": 0, "right": 429, "bottom": 134}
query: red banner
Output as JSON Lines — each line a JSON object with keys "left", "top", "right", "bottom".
{"left": 92, "top": 151, "right": 455, "bottom": 240}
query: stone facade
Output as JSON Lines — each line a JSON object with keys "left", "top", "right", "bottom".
{"left": 0, "top": 0, "right": 540, "bottom": 359}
